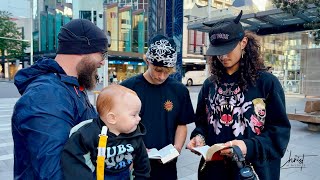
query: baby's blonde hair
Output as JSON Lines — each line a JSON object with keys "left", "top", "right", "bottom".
{"left": 96, "top": 84, "right": 137, "bottom": 117}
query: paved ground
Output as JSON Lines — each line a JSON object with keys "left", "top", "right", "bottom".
{"left": 1, "top": 83, "right": 320, "bottom": 179}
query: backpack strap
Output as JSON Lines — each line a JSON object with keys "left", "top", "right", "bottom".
{"left": 232, "top": 145, "right": 259, "bottom": 180}
{"left": 232, "top": 145, "right": 245, "bottom": 168}
{"left": 69, "top": 119, "right": 93, "bottom": 137}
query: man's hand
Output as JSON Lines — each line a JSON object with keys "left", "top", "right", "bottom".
{"left": 186, "top": 134, "right": 205, "bottom": 154}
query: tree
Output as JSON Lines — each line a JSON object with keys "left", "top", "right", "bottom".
{"left": 0, "top": 11, "right": 29, "bottom": 76}
{"left": 272, "top": 0, "right": 320, "bottom": 43}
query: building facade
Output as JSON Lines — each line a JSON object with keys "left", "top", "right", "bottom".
{"left": 185, "top": 0, "right": 320, "bottom": 96}
{"left": 0, "top": 0, "right": 72, "bottom": 80}
{"left": 182, "top": 0, "right": 234, "bottom": 81}
{"left": 33, "top": 0, "right": 72, "bottom": 56}
{"left": 102, "top": 0, "right": 148, "bottom": 82}
{"left": 261, "top": 31, "right": 320, "bottom": 96}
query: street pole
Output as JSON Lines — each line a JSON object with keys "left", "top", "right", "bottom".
{"left": 30, "top": 0, "right": 34, "bottom": 65}
{"left": 205, "top": 0, "right": 212, "bottom": 78}
{"left": 102, "top": 4, "right": 109, "bottom": 88}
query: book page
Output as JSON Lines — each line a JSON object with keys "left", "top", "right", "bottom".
{"left": 147, "top": 148, "right": 161, "bottom": 159}
{"left": 192, "top": 143, "right": 227, "bottom": 161}
{"left": 157, "top": 144, "right": 175, "bottom": 157}
{"left": 192, "top": 145, "right": 210, "bottom": 158}
{"left": 158, "top": 144, "right": 179, "bottom": 164}
{"left": 206, "top": 143, "right": 227, "bottom": 161}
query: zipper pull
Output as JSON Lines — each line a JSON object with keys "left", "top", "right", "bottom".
{"left": 74, "top": 86, "right": 80, "bottom": 97}
{"left": 200, "top": 161, "right": 206, "bottom": 172}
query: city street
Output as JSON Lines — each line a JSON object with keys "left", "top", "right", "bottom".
{"left": 1, "top": 82, "right": 320, "bottom": 179}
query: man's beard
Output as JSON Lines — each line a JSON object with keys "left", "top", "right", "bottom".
{"left": 76, "top": 56, "right": 98, "bottom": 91}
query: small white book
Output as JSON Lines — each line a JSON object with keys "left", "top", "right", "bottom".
{"left": 147, "top": 144, "right": 180, "bottom": 164}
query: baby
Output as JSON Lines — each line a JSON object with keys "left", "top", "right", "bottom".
{"left": 61, "top": 84, "right": 150, "bottom": 180}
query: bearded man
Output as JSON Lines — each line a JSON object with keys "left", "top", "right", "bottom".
{"left": 11, "top": 19, "right": 107, "bottom": 179}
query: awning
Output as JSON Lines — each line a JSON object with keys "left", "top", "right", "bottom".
{"left": 187, "top": 4, "right": 319, "bottom": 35}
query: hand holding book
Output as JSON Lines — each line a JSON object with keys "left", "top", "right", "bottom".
{"left": 220, "top": 140, "right": 247, "bottom": 158}
{"left": 191, "top": 143, "right": 228, "bottom": 161}
{"left": 187, "top": 138, "right": 248, "bottom": 161}
{"left": 186, "top": 134, "right": 206, "bottom": 152}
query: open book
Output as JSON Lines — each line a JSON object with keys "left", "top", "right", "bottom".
{"left": 148, "top": 144, "right": 180, "bottom": 164}
{"left": 192, "top": 143, "right": 228, "bottom": 161}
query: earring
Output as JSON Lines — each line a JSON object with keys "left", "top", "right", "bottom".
{"left": 241, "top": 50, "right": 245, "bottom": 59}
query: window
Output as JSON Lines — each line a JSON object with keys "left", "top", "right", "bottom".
{"left": 79, "top": 11, "right": 97, "bottom": 25}
{"left": 188, "top": 30, "right": 206, "bottom": 55}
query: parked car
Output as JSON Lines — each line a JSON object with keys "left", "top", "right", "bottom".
{"left": 182, "top": 70, "right": 207, "bottom": 86}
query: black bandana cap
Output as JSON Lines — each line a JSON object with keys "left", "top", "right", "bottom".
{"left": 146, "top": 35, "right": 177, "bottom": 68}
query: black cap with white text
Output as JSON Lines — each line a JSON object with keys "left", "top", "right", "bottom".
{"left": 205, "top": 10, "right": 244, "bottom": 56}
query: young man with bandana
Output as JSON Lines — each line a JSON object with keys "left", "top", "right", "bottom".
{"left": 121, "top": 35, "right": 195, "bottom": 179}
{"left": 11, "top": 19, "right": 107, "bottom": 179}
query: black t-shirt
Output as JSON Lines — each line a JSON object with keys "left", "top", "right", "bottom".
{"left": 121, "top": 74, "right": 195, "bottom": 149}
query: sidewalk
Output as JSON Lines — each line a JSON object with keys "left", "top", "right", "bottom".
{"left": 0, "top": 78, "right": 12, "bottom": 82}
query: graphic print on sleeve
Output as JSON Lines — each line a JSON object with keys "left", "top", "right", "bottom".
{"left": 207, "top": 82, "right": 266, "bottom": 137}
{"left": 249, "top": 98, "right": 266, "bottom": 135}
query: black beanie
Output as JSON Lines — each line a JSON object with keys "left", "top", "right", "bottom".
{"left": 57, "top": 19, "right": 107, "bottom": 55}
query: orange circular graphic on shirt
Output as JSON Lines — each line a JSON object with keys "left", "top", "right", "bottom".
{"left": 164, "top": 100, "right": 173, "bottom": 111}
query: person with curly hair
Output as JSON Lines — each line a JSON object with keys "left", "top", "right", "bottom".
{"left": 187, "top": 10, "right": 291, "bottom": 180}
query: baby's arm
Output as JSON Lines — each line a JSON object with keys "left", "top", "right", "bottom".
{"left": 61, "top": 131, "right": 94, "bottom": 180}
{"left": 132, "top": 138, "right": 151, "bottom": 179}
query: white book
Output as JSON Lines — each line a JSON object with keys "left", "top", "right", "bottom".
{"left": 147, "top": 144, "right": 180, "bottom": 164}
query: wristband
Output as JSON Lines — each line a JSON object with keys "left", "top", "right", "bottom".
{"left": 196, "top": 134, "right": 206, "bottom": 145}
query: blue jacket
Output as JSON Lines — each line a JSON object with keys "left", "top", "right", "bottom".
{"left": 11, "top": 58, "right": 98, "bottom": 180}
